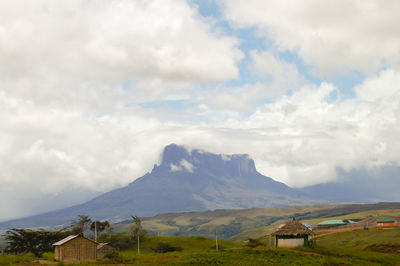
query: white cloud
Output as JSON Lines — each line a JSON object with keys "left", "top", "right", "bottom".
{"left": 170, "top": 159, "right": 195, "bottom": 173}
{"left": 204, "top": 50, "right": 304, "bottom": 112}
{"left": 250, "top": 50, "right": 304, "bottom": 94}
{"left": 219, "top": 0, "right": 400, "bottom": 76}
{"left": 0, "top": 0, "right": 243, "bottom": 108}
{"left": 1, "top": 0, "right": 400, "bottom": 222}
{"left": 180, "top": 159, "right": 195, "bottom": 173}
{"left": 1, "top": 68, "right": 400, "bottom": 220}
{"left": 170, "top": 163, "right": 181, "bottom": 172}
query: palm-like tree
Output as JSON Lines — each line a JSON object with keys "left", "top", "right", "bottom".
{"left": 131, "top": 216, "right": 142, "bottom": 255}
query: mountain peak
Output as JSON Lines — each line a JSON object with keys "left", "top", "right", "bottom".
{"left": 156, "top": 144, "right": 257, "bottom": 177}
{"left": 0, "top": 144, "right": 312, "bottom": 228}
{"left": 160, "top": 144, "right": 191, "bottom": 166}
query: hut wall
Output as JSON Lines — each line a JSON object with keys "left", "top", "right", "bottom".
{"left": 278, "top": 238, "right": 304, "bottom": 247}
{"left": 57, "top": 237, "right": 97, "bottom": 261}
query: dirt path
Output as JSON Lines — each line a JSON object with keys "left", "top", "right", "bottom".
{"left": 314, "top": 227, "right": 363, "bottom": 238}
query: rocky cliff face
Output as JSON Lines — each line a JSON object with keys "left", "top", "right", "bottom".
{"left": 0, "top": 144, "right": 317, "bottom": 228}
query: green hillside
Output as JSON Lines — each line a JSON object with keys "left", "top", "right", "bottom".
{"left": 230, "top": 208, "right": 400, "bottom": 241}
{"left": 112, "top": 202, "right": 400, "bottom": 240}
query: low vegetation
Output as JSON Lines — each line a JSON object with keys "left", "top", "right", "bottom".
{"left": 1, "top": 205, "right": 400, "bottom": 265}
{"left": 0, "top": 228, "right": 399, "bottom": 265}
{"left": 4, "top": 228, "right": 71, "bottom": 257}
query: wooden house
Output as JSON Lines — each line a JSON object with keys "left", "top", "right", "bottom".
{"left": 272, "top": 217, "right": 314, "bottom": 247}
{"left": 53, "top": 235, "right": 97, "bottom": 262}
{"left": 376, "top": 217, "right": 396, "bottom": 227}
{"left": 97, "top": 243, "right": 115, "bottom": 258}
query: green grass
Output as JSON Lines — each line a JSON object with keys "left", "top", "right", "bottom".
{"left": 302, "top": 208, "right": 400, "bottom": 227}
{"left": 230, "top": 208, "right": 400, "bottom": 241}
{"left": 316, "top": 227, "right": 400, "bottom": 247}
{"left": 303, "top": 227, "right": 400, "bottom": 265}
{"left": 0, "top": 253, "right": 37, "bottom": 265}
{"left": 1, "top": 231, "right": 400, "bottom": 265}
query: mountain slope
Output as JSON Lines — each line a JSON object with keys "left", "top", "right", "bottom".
{"left": 0, "top": 144, "right": 317, "bottom": 228}
{"left": 299, "top": 165, "right": 400, "bottom": 203}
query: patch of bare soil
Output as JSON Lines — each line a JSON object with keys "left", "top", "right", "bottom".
{"left": 364, "top": 244, "right": 400, "bottom": 254}
{"left": 314, "top": 228, "right": 362, "bottom": 238}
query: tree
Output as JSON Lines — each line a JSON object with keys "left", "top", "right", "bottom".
{"left": 131, "top": 216, "right": 146, "bottom": 255}
{"left": 71, "top": 215, "right": 92, "bottom": 236}
{"left": 5, "top": 228, "right": 71, "bottom": 257}
{"left": 90, "top": 220, "right": 110, "bottom": 239}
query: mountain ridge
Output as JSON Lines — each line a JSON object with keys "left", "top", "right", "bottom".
{"left": 0, "top": 144, "right": 318, "bottom": 228}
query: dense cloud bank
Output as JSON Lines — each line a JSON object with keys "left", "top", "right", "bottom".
{"left": 1, "top": 0, "right": 400, "bottom": 220}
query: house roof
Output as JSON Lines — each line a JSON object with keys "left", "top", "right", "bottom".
{"left": 53, "top": 235, "right": 98, "bottom": 246}
{"left": 377, "top": 217, "right": 395, "bottom": 223}
{"left": 302, "top": 222, "right": 312, "bottom": 229}
{"left": 97, "top": 243, "right": 110, "bottom": 249}
{"left": 317, "top": 220, "right": 346, "bottom": 226}
{"left": 273, "top": 218, "right": 313, "bottom": 236}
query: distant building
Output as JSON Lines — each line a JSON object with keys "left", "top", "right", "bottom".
{"left": 317, "top": 220, "right": 346, "bottom": 229}
{"left": 317, "top": 219, "right": 357, "bottom": 229}
{"left": 376, "top": 217, "right": 396, "bottom": 227}
{"left": 302, "top": 222, "right": 312, "bottom": 230}
{"left": 272, "top": 218, "right": 314, "bottom": 247}
{"left": 97, "top": 243, "right": 115, "bottom": 258}
{"left": 53, "top": 235, "right": 97, "bottom": 262}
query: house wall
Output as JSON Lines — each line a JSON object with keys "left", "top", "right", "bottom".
{"left": 54, "top": 246, "right": 60, "bottom": 261}
{"left": 55, "top": 237, "right": 97, "bottom": 261}
{"left": 97, "top": 245, "right": 115, "bottom": 258}
{"left": 376, "top": 222, "right": 395, "bottom": 227}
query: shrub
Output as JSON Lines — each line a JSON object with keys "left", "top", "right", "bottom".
{"left": 151, "top": 242, "right": 183, "bottom": 253}
{"left": 104, "top": 250, "right": 120, "bottom": 260}
{"left": 247, "top": 238, "right": 265, "bottom": 248}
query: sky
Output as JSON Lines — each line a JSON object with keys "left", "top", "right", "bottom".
{"left": 1, "top": 0, "right": 400, "bottom": 221}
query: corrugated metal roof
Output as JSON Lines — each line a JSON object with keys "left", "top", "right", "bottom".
{"left": 302, "top": 222, "right": 312, "bottom": 229}
{"left": 377, "top": 217, "right": 395, "bottom": 223}
{"left": 97, "top": 243, "right": 109, "bottom": 249}
{"left": 53, "top": 235, "right": 98, "bottom": 246}
{"left": 317, "top": 220, "right": 346, "bottom": 225}
{"left": 53, "top": 235, "right": 79, "bottom": 246}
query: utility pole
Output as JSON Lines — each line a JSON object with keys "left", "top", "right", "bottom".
{"left": 95, "top": 221, "right": 97, "bottom": 242}
{"left": 137, "top": 228, "right": 140, "bottom": 255}
{"left": 215, "top": 229, "right": 218, "bottom": 251}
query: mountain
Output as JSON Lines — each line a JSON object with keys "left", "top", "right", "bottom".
{"left": 0, "top": 144, "right": 319, "bottom": 228}
{"left": 299, "top": 165, "right": 400, "bottom": 203}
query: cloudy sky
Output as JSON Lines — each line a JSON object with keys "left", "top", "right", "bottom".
{"left": 1, "top": 0, "right": 400, "bottom": 221}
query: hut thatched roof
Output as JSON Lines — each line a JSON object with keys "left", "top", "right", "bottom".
{"left": 272, "top": 218, "right": 313, "bottom": 236}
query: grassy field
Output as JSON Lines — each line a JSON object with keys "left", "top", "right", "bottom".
{"left": 1, "top": 228, "right": 399, "bottom": 265}
{"left": 230, "top": 208, "right": 400, "bottom": 241}
{"left": 110, "top": 202, "right": 400, "bottom": 240}
{"left": 114, "top": 204, "right": 339, "bottom": 237}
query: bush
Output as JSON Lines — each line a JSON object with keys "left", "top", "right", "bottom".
{"left": 151, "top": 242, "right": 183, "bottom": 253}
{"left": 210, "top": 245, "right": 225, "bottom": 250}
{"left": 247, "top": 238, "right": 265, "bottom": 248}
{"left": 104, "top": 250, "right": 120, "bottom": 260}
{"left": 5, "top": 228, "right": 72, "bottom": 257}
{"left": 98, "top": 233, "right": 135, "bottom": 250}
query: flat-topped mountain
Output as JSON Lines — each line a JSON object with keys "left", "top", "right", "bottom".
{"left": 0, "top": 144, "right": 317, "bottom": 228}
